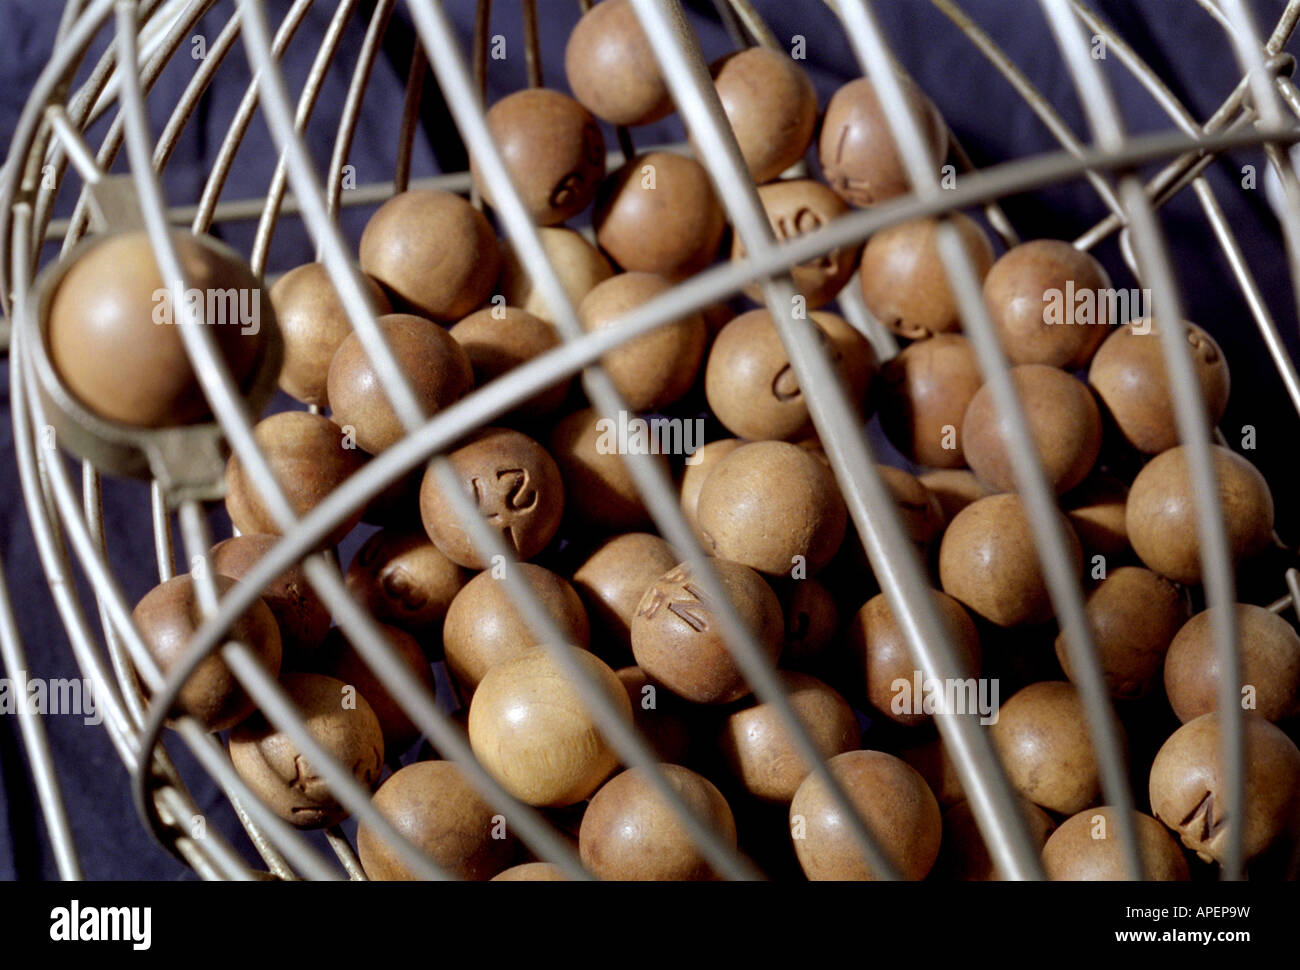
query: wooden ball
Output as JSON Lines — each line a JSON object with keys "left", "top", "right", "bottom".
{"left": 1164, "top": 604, "right": 1300, "bottom": 723}
{"left": 939, "top": 797, "right": 1055, "bottom": 881}
{"left": 580, "top": 765, "right": 736, "bottom": 880}
{"left": 879, "top": 333, "right": 983, "bottom": 469}
{"left": 918, "top": 469, "right": 991, "bottom": 522}
{"left": 962, "top": 364, "right": 1103, "bottom": 495}
{"left": 418, "top": 426, "right": 564, "bottom": 570}
{"left": 789, "top": 749, "right": 942, "bottom": 880}
{"left": 358, "top": 760, "right": 515, "bottom": 880}
{"left": 900, "top": 737, "right": 966, "bottom": 809}
{"left": 711, "top": 47, "right": 817, "bottom": 183}
{"left": 773, "top": 577, "right": 839, "bottom": 669}
{"left": 48, "top": 231, "right": 266, "bottom": 427}
{"left": 564, "top": 0, "right": 672, "bottom": 126}
{"left": 733, "top": 179, "right": 859, "bottom": 308}
{"left": 1042, "top": 807, "right": 1189, "bottom": 881}
{"left": 680, "top": 438, "right": 745, "bottom": 541}
{"left": 472, "top": 88, "right": 604, "bottom": 225}
{"left": 860, "top": 214, "right": 995, "bottom": 339}
{"left": 449, "top": 305, "right": 571, "bottom": 418}
{"left": 549, "top": 408, "right": 655, "bottom": 530}
{"left": 133, "top": 573, "right": 282, "bottom": 732}
{"left": 630, "top": 559, "right": 783, "bottom": 704}
{"left": 818, "top": 77, "right": 947, "bottom": 207}
{"left": 939, "top": 493, "right": 1082, "bottom": 627}
{"left": 578, "top": 272, "right": 706, "bottom": 411}
{"left": 359, "top": 189, "right": 499, "bottom": 322}
{"left": 1054, "top": 566, "right": 1185, "bottom": 700}
{"left": 992, "top": 681, "right": 1104, "bottom": 815}
{"left": 1089, "top": 318, "right": 1230, "bottom": 455}
{"left": 224, "top": 411, "right": 366, "bottom": 548}
{"left": 573, "top": 533, "right": 678, "bottom": 653}
{"left": 1062, "top": 471, "right": 1130, "bottom": 560}
{"left": 617, "top": 666, "right": 693, "bottom": 765}
{"left": 498, "top": 227, "right": 614, "bottom": 324}
{"left": 344, "top": 529, "right": 466, "bottom": 634}
{"left": 443, "top": 564, "right": 591, "bottom": 696}
{"left": 983, "top": 240, "right": 1112, "bottom": 369}
{"left": 849, "top": 589, "right": 980, "bottom": 726}
{"left": 270, "top": 262, "right": 390, "bottom": 407}
{"left": 491, "top": 862, "right": 568, "bottom": 881}
{"left": 719, "top": 672, "right": 859, "bottom": 803}
{"left": 229, "top": 671, "right": 384, "bottom": 828}
{"left": 210, "top": 533, "right": 331, "bottom": 657}
{"left": 327, "top": 313, "right": 474, "bottom": 454}
{"left": 696, "top": 441, "right": 847, "bottom": 576}
{"left": 1126, "top": 444, "right": 1273, "bottom": 585}
{"left": 468, "top": 645, "right": 632, "bottom": 807}
{"left": 878, "top": 465, "right": 946, "bottom": 552}
{"left": 595, "top": 152, "right": 726, "bottom": 280}
{"left": 1149, "top": 712, "right": 1300, "bottom": 866}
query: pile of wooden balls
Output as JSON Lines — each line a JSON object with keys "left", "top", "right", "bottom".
{"left": 46, "top": 0, "right": 1300, "bottom": 880}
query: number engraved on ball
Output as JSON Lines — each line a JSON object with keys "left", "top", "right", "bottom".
{"left": 773, "top": 206, "right": 836, "bottom": 273}
{"left": 827, "top": 125, "right": 875, "bottom": 205}
{"left": 637, "top": 567, "right": 710, "bottom": 632}
{"left": 1179, "top": 789, "right": 1227, "bottom": 845}
{"left": 771, "top": 363, "right": 802, "bottom": 402}
{"left": 471, "top": 467, "right": 539, "bottom": 553}
{"left": 379, "top": 564, "right": 428, "bottom": 612}
{"left": 1187, "top": 329, "right": 1219, "bottom": 364}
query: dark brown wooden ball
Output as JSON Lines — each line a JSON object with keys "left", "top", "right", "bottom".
{"left": 48, "top": 231, "right": 266, "bottom": 427}
{"left": 1054, "top": 566, "right": 1185, "bottom": 700}
{"left": 991, "top": 681, "right": 1104, "bottom": 815}
{"left": 573, "top": 533, "right": 678, "bottom": 654}
{"left": 983, "top": 239, "right": 1112, "bottom": 369}
{"left": 818, "top": 76, "right": 947, "bottom": 208}
{"left": 228, "top": 671, "right": 385, "bottom": 828}
{"left": 630, "top": 559, "right": 783, "bottom": 705}
{"left": 879, "top": 333, "right": 983, "bottom": 469}
{"left": 1042, "top": 807, "right": 1189, "bottom": 881}
{"left": 344, "top": 529, "right": 466, "bottom": 635}
{"left": 418, "top": 426, "right": 564, "bottom": 570}
{"left": 472, "top": 88, "right": 604, "bottom": 226}
{"left": 359, "top": 189, "right": 499, "bottom": 321}
{"left": 595, "top": 152, "right": 726, "bottom": 280}
{"left": 210, "top": 533, "right": 331, "bottom": 658}
{"left": 449, "top": 305, "right": 571, "bottom": 418}
{"left": 1126, "top": 444, "right": 1273, "bottom": 585}
{"left": 1062, "top": 471, "right": 1130, "bottom": 560}
{"left": 224, "top": 410, "right": 366, "bottom": 548}
{"left": 1089, "top": 318, "right": 1230, "bottom": 455}
{"left": 1149, "top": 712, "right": 1300, "bottom": 867}
{"left": 270, "top": 262, "right": 391, "bottom": 408}
{"left": 711, "top": 47, "right": 817, "bottom": 183}
{"left": 1164, "top": 604, "right": 1300, "bottom": 724}
{"left": 580, "top": 765, "right": 736, "bottom": 880}
{"left": 133, "top": 573, "right": 282, "bottom": 732}
{"left": 498, "top": 227, "right": 614, "bottom": 324}
{"left": 860, "top": 214, "right": 995, "bottom": 339}
{"left": 789, "top": 749, "right": 942, "bottom": 880}
{"left": 549, "top": 408, "right": 655, "bottom": 531}
{"left": 564, "top": 0, "right": 673, "bottom": 126}
{"left": 358, "top": 760, "right": 516, "bottom": 880}
{"left": 773, "top": 577, "right": 840, "bottom": 669}
{"left": 962, "top": 363, "right": 1103, "bottom": 495}
{"left": 327, "top": 313, "right": 474, "bottom": 454}
{"left": 938, "top": 796, "right": 1055, "bottom": 881}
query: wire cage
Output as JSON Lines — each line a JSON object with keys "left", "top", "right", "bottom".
{"left": 3, "top": 0, "right": 1300, "bottom": 882}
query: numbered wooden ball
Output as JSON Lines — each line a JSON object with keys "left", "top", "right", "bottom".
{"left": 616, "top": 666, "right": 692, "bottom": 765}
{"left": 270, "top": 262, "right": 390, "bottom": 408}
{"left": 344, "top": 529, "right": 466, "bottom": 634}
{"left": 1089, "top": 318, "right": 1230, "bottom": 455}
{"left": 565, "top": 0, "right": 672, "bottom": 125}
{"left": 878, "top": 465, "right": 946, "bottom": 552}
{"left": 772, "top": 576, "right": 840, "bottom": 670}
{"left": 580, "top": 765, "right": 736, "bottom": 880}
{"left": 443, "top": 564, "right": 591, "bottom": 696}
{"left": 418, "top": 426, "right": 564, "bottom": 570}
{"left": 962, "top": 364, "right": 1103, "bottom": 495}
{"left": 210, "top": 533, "right": 331, "bottom": 657}
{"left": 1063, "top": 471, "right": 1130, "bottom": 560}
{"left": 732, "top": 179, "right": 859, "bottom": 308}
{"left": 359, "top": 189, "right": 499, "bottom": 321}
{"left": 224, "top": 410, "right": 366, "bottom": 548}
{"left": 549, "top": 408, "right": 655, "bottom": 531}
{"left": 229, "top": 671, "right": 385, "bottom": 828}
{"left": 449, "top": 305, "right": 571, "bottom": 418}
{"left": 595, "top": 151, "right": 726, "bottom": 280}
{"left": 472, "top": 88, "right": 604, "bottom": 225}
{"left": 578, "top": 272, "right": 706, "bottom": 411}
{"left": 696, "top": 441, "right": 847, "bottom": 577}
{"left": 1042, "top": 807, "right": 1189, "bottom": 881}
{"left": 879, "top": 333, "right": 984, "bottom": 469}
{"left": 498, "top": 227, "right": 614, "bottom": 324}
{"left": 133, "top": 573, "right": 282, "bottom": 732}
{"left": 1149, "top": 712, "right": 1300, "bottom": 867}
{"left": 1054, "top": 566, "right": 1186, "bottom": 700}
{"left": 468, "top": 645, "right": 632, "bottom": 807}
{"left": 938, "top": 797, "right": 1055, "bottom": 881}
{"left": 630, "top": 559, "right": 783, "bottom": 705}
{"left": 327, "top": 313, "right": 474, "bottom": 454}
{"left": 48, "top": 230, "right": 267, "bottom": 427}
{"left": 991, "top": 681, "right": 1104, "bottom": 815}
{"left": 711, "top": 47, "right": 817, "bottom": 183}
{"left": 860, "top": 214, "right": 995, "bottom": 339}
{"left": 573, "top": 533, "right": 678, "bottom": 654}
{"left": 1126, "top": 444, "right": 1273, "bottom": 585}
{"left": 789, "top": 749, "right": 942, "bottom": 880}
{"left": 818, "top": 76, "right": 947, "bottom": 207}
{"left": 1164, "top": 604, "right": 1300, "bottom": 723}
{"left": 983, "top": 239, "right": 1112, "bottom": 369}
